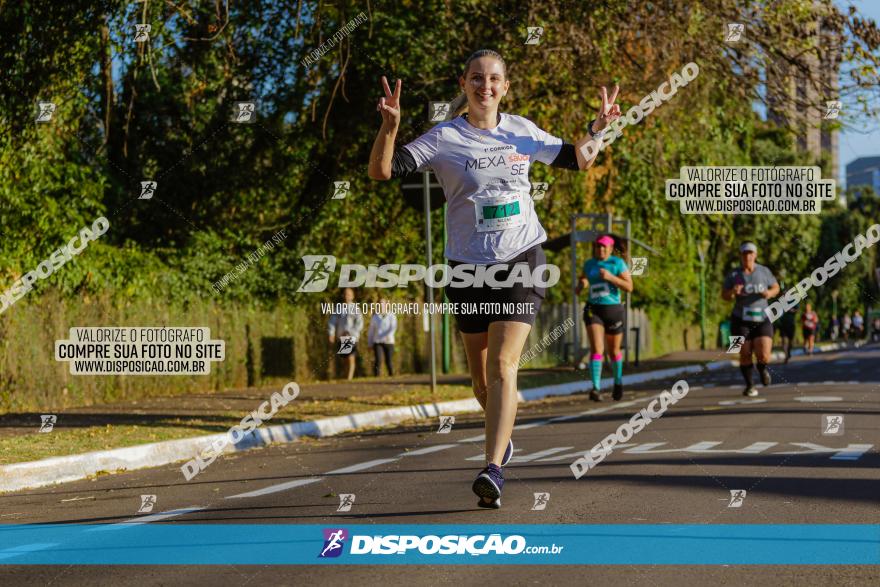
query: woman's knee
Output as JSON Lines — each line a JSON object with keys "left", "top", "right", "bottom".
{"left": 468, "top": 363, "right": 489, "bottom": 394}
{"left": 605, "top": 337, "right": 622, "bottom": 354}
{"left": 486, "top": 354, "right": 519, "bottom": 383}
{"left": 472, "top": 379, "right": 488, "bottom": 398}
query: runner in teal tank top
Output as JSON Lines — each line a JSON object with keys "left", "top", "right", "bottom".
{"left": 576, "top": 235, "right": 633, "bottom": 402}
{"left": 582, "top": 255, "right": 628, "bottom": 305}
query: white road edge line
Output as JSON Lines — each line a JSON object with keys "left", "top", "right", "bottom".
{"left": 226, "top": 477, "right": 324, "bottom": 499}
{"left": 458, "top": 395, "right": 661, "bottom": 442}
{"left": 226, "top": 447, "right": 461, "bottom": 500}
{"left": 85, "top": 506, "right": 206, "bottom": 531}
{"left": 326, "top": 458, "right": 399, "bottom": 475}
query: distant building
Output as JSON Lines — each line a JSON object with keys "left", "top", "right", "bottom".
{"left": 766, "top": 3, "right": 841, "bottom": 181}
{"left": 846, "top": 157, "right": 880, "bottom": 197}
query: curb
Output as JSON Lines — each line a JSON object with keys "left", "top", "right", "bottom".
{"left": 0, "top": 341, "right": 864, "bottom": 493}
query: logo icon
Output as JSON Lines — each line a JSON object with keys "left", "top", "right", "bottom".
{"left": 36, "top": 102, "right": 56, "bottom": 123}
{"left": 337, "top": 494, "right": 355, "bottom": 512}
{"left": 727, "top": 489, "right": 746, "bottom": 508}
{"left": 39, "top": 414, "right": 57, "bottom": 433}
{"left": 727, "top": 335, "right": 745, "bottom": 353}
{"left": 429, "top": 102, "right": 450, "bottom": 122}
{"left": 531, "top": 181, "right": 549, "bottom": 201}
{"left": 726, "top": 23, "right": 744, "bottom": 42}
{"left": 437, "top": 415, "right": 455, "bottom": 434}
{"left": 824, "top": 100, "right": 841, "bottom": 120}
{"left": 822, "top": 414, "right": 844, "bottom": 435}
{"left": 524, "top": 26, "right": 544, "bottom": 45}
{"left": 630, "top": 257, "right": 648, "bottom": 276}
{"left": 531, "top": 492, "right": 550, "bottom": 510}
{"left": 134, "top": 24, "right": 151, "bottom": 43}
{"left": 234, "top": 101, "right": 256, "bottom": 123}
{"left": 332, "top": 181, "right": 350, "bottom": 200}
{"left": 297, "top": 255, "right": 337, "bottom": 292}
{"left": 337, "top": 336, "right": 356, "bottom": 355}
{"left": 319, "top": 528, "right": 348, "bottom": 558}
{"left": 139, "top": 180, "right": 157, "bottom": 200}
{"left": 138, "top": 494, "right": 157, "bottom": 513}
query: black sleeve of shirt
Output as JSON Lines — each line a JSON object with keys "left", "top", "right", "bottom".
{"left": 549, "top": 142, "right": 580, "bottom": 170}
{"left": 390, "top": 146, "right": 418, "bottom": 178}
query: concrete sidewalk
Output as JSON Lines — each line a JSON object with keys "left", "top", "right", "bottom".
{"left": 0, "top": 341, "right": 864, "bottom": 493}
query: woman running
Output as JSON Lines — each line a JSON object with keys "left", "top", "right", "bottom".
{"left": 801, "top": 302, "right": 819, "bottom": 355}
{"left": 778, "top": 303, "right": 797, "bottom": 364}
{"left": 775, "top": 273, "right": 796, "bottom": 364}
{"left": 368, "top": 49, "right": 620, "bottom": 508}
{"left": 721, "top": 242, "right": 780, "bottom": 397}
{"left": 575, "top": 235, "right": 633, "bottom": 401}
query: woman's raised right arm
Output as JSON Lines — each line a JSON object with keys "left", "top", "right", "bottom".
{"left": 368, "top": 77, "right": 402, "bottom": 180}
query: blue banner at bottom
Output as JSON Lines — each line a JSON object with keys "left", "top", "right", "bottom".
{"left": 0, "top": 524, "right": 877, "bottom": 565}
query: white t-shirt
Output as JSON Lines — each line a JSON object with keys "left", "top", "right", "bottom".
{"left": 403, "top": 113, "right": 564, "bottom": 264}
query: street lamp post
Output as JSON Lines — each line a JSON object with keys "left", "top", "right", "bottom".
{"left": 697, "top": 241, "right": 709, "bottom": 350}
{"left": 832, "top": 289, "right": 839, "bottom": 339}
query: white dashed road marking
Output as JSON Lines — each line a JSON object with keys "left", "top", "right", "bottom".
{"left": 86, "top": 506, "right": 206, "bottom": 530}
{"left": 226, "top": 478, "right": 323, "bottom": 499}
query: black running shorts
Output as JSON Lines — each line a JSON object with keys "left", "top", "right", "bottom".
{"left": 443, "top": 245, "right": 546, "bottom": 334}
{"left": 778, "top": 314, "right": 796, "bottom": 339}
{"left": 583, "top": 303, "right": 625, "bottom": 335}
{"left": 731, "top": 316, "right": 774, "bottom": 341}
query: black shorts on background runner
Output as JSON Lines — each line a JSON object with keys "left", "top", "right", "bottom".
{"left": 778, "top": 313, "right": 796, "bottom": 339}
{"left": 444, "top": 245, "right": 546, "bottom": 334}
{"left": 583, "top": 303, "right": 625, "bottom": 334}
{"left": 731, "top": 316, "right": 774, "bottom": 341}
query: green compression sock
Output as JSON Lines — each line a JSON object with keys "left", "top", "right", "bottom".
{"left": 613, "top": 353, "right": 623, "bottom": 384}
{"left": 590, "top": 354, "right": 603, "bottom": 390}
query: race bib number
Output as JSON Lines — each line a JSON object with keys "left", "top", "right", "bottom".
{"left": 590, "top": 282, "right": 611, "bottom": 301}
{"left": 742, "top": 306, "right": 765, "bottom": 322}
{"left": 475, "top": 193, "right": 526, "bottom": 233}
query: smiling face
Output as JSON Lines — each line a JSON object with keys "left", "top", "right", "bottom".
{"left": 460, "top": 56, "right": 509, "bottom": 115}
{"left": 594, "top": 242, "right": 612, "bottom": 261}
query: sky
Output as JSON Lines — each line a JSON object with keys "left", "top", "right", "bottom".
{"left": 836, "top": 0, "right": 880, "bottom": 188}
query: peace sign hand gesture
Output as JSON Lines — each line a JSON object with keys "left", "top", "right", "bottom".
{"left": 377, "top": 76, "right": 402, "bottom": 128}
{"left": 594, "top": 85, "right": 621, "bottom": 132}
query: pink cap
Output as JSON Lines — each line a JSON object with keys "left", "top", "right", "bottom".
{"left": 596, "top": 235, "right": 614, "bottom": 247}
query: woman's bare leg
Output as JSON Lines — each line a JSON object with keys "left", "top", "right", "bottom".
{"left": 484, "top": 321, "right": 532, "bottom": 465}
{"left": 605, "top": 332, "right": 623, "bottom": 356}
{"left": 460, "top": 331, "right": 489, "bottom": 409}
{"left": 346, "top": 354, "right": 356, "bottom": 380}
{"left": 587, "top": 323, "right": 605, "bottom": 356}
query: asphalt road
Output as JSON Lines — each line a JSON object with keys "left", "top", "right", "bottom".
{"left": 1, "top": 344, "right": 879, "bottom": 585}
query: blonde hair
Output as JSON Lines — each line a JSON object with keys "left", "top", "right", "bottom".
{"left": 451, "top": 49, "right": 507, "bottom": 117}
